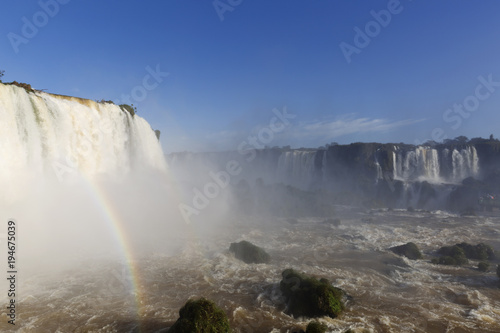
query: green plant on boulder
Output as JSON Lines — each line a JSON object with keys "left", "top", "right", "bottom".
{"left": 306, "top": 321, "right": 328, "bottom": 333}
{"left": 478, "top": 262, "right": 490, "bottom": 272}
{"left": 168, "top": 298, "right": 230, "bottom": 333}
{"left": 433, "top": 245, "right": 468, "bottom": 266}
{"left": 389, "top": 242, "right": 423, "bottom": 260}
{"left": 280, "top": 268, "right": 344, "bottom": 318}
{"left": 456, "top": 242, "right": 495, "bottom": 260}
{"left": 229, "top": 240, "right": 270, "bottom": 264}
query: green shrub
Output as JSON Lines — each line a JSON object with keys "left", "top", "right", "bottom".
{"left": 456, "top": 242, "right": 495, "bottom": 260}
{"left": 435, "top": 245, "right": 468, "bottom": 266}
{"left": 306, "top": 321, "right": 328, "bottom": 333}
{"left": 478, "top": 262, "right": 490, "bottom": 272}
{"left": 280, "top": 269, "right": 344, "bottom": 318}
{"left": 168, "top": 298, "right": 230, "bottom": 333}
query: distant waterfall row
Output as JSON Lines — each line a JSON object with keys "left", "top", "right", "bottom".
{"left": 169, "top": 145, "right": 482, "bottom": 192}
{"left": 275, "top": 145, "right": 480, "bottom": 189}
{"left": 392, "top": 146, "right": 479, "bottom": 183}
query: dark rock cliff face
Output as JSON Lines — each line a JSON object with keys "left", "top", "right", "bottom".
{"left": 168, "top": 140, "right": 500, "bottom": 212}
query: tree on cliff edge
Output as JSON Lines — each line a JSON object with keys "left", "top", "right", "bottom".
{"left": 0, "top": 70, "right": 4, "bottom": 82}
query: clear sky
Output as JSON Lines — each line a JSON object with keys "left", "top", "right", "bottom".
{"left": 2, "top": 0, "right": 500, "bottom": 152}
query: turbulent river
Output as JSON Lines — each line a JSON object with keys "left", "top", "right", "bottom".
{"left": 2, "top": 207, "right": 499, "bottom": 333}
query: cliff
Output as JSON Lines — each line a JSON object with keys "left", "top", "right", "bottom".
{"left": 168, "top": 139, "right": 500, "bottom": 212}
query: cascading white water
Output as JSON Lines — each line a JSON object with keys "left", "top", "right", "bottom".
{"left": 394, "top": 147, "right": 440, "bottom": 182}
{"left": 393, "top": 146, "right": 478, "bottom": 183}
{"left": 451, "top": 146, "right": 479, "bottom": 182}
{"left": 276, "top": 150, "right": 317, "bottom": 189}
{"left": 0, "top": 84, "right": 166, "bottom": 202}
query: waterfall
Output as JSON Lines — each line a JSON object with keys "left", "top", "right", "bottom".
{"left": 0, "top": 84, "right": 167, "bottom": 202}
{"left": 276, "top": 150, "right": 317, "bottom": 189}
{"left": 393, "top": 145, "right": 479, "bottom": 183}
{"left": 393, "top": 147, "right": 440, "bottom": 182}
{"left": 451, "top": 146, "right": 479, "bottom": 182}
{"left": 374, "top": 152, "right": 383, "bottom": 181}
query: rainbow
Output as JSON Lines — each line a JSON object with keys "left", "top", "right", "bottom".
{"left": 84, "top": 181, "right": 145, "bottom": 329}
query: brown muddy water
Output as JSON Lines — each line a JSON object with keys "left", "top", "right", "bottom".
{"left": 1, "top": 207, "right": 499, "bottom": 332}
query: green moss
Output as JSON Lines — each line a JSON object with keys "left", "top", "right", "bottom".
{"left": 433, "top": 242, "right": 495, "bottom": 266}
{"left": 435, "top": 245, "right": 468, "bottom": 266}
{"left": 306, "top": 321, "right": 328, "bottom": 333}
{"left": 389, "top": 242, "right": 423, "bottom": 260}
{"left": 229, "top": 240, "right": 270, "bottom": 264}
{"left": 456, "top": 242, "right": 495, "bottom": 260}
{"left": 168, "top": 298, "right": 230, "bottom": 333}
{"left": 280, "top": 269, "right": 344, "bottom": 318}
{"left": 478, "top": 262, "right": 490, "bottom": 272}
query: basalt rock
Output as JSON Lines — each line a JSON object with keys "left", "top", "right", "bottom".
{"left": 389, "top": 242, "right": 423, "bottom": 260}
{"left": 229, "top": 240, "right": 270, "bottom": 264}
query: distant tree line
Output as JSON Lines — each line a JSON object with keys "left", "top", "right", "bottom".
{"left": 422, "top": 135, "right": 498, "bottom": 147}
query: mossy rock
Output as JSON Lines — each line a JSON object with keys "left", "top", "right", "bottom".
{"left": 280, "top": 268, "right": 344, "bottom": 318}
{"left": 456, "top": 242, "right": 495, "bottom": 260}
{"left": 322, "top": 218, "right": 341, "bottom": 227}
{"left": 389, "top": 242, "right": 423, "bottom": 260}
{"left": 168, "top": 298, "right": 230, "bottom": 333}
{"left": 478, "top": 262, "right": 490, "bottom": 272}
{"left": 434, "top": 245, "right": 468, "bottom": 266}
{"left": 229, "top": 240, "right": 270, "bottom": 264}
{"left": 306, "top": 321, "right": 328, "bottom": 333}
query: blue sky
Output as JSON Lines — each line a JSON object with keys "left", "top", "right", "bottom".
{"left": 2, "top": 0, "right": 500, "bottom": 152}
